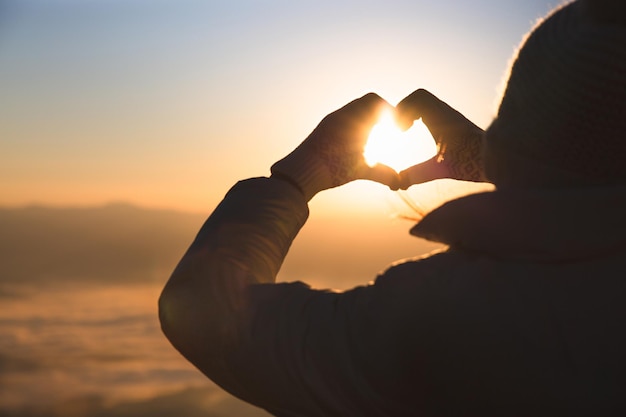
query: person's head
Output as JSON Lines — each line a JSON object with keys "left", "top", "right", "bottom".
{"left": 483, "top": 0, "right": 626, "bottom": 188}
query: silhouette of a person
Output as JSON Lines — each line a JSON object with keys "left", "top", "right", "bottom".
{"left": 160, "top": 1, "right": 626, "bottom": 415}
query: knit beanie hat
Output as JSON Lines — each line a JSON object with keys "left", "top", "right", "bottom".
{"left": 483, "top": 0, "right": 626, "bottom": 187}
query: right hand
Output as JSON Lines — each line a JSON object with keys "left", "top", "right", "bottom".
{"left": 395, "top": 89, "right": 486, "bottom": 188}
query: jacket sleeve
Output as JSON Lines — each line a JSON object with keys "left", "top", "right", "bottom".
{"left": 158, "top": 178, "right": 309, "bottom": 401}
{"left": 159, "top": 176, "right": 438, "bottom": 416}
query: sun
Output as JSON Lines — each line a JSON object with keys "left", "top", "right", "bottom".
{"left": 364, "top": 111, "right": 437, "bottom": 173}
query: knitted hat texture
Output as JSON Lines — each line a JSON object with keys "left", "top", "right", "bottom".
{"left": 484, "top": 0, "right": 626, "bottom": 186}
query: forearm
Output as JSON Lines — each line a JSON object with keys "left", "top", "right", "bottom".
{"left": 159, "top": 177, "right": 308, "bottom": 361}
{"left": 189, "top": 176, "right": 308, "bottom": 283}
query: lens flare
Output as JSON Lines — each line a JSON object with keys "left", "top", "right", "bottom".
{"left": 364, "top": 111, "right": 437, "bottom": 173}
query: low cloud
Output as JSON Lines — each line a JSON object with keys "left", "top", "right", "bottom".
{"left": 0, "top": 203, "right": 441, "bottom": 416}
{"left": 1, "top": 386, "right": 270, "bottom": 417}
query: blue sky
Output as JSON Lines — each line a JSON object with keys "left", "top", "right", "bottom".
{"left": 0, "top": 0, "right": 561, "bottom": 212}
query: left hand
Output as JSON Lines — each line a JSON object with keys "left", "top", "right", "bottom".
{"left": 271, "top": 93, "right": 400, "bottom": 200}
{"left": 395, "top": 89, "right": 486, "bottom": 188}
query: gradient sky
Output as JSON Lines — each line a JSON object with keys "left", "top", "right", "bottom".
{"left": 0, "top": 0, "right": 560, "bottom": 215}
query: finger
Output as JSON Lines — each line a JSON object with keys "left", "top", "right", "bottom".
{"left": 353, "top": 92, "right": 394, "bottom": 117}
{"left": 359, "top": 163, "right": 401, "bottom": 190}
{"left": 395, "top": 89, "right": 444, "bottom": 130}
{"left": 395, "top": 89, "right": 476, "bottom": 141}
{"left": 398, "top": 157, "right": 449, "bottom": 188}
{"left": 343, "top": 92, "right": 394, "bottom": 136}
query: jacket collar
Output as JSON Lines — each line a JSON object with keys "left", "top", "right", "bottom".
{"left": 411, "top": 185, "right": 626, "bottom": 261}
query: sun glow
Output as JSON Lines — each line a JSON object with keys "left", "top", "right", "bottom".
{"left": 364, "top": 112, "right": 437, "bottom": 173}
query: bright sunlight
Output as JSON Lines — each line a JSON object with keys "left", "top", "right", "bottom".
{"left": 364, "top": 111, "right": 437, "bottom": 173}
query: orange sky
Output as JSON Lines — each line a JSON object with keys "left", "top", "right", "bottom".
{"left": 0, "top": 0, "right": 554, "bottom": 216}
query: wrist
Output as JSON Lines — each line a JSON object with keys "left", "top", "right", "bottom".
{"left": 269, "top": 171, "right": 305, "bottom": 197}
{"left": 270, "top": 152, "right": 331, "bottom": 202}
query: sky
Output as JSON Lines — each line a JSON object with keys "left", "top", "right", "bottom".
{"left": 0, "top": 0, "right": 562, "bottom": 216}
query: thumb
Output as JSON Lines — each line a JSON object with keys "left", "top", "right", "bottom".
{"left": 398, "top": 157, "right": 448, "bottom": 189}
{"left": 359, "top": 163, "right": 401, "bottom": 190}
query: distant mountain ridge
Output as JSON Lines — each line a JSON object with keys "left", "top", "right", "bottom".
{"left": 0, "top": 202, "right": 441, "bottom": 288}
{"left": 0, "top": 203, "right": 206, "bottom": 284}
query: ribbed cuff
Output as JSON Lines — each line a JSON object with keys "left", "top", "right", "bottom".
{"left": 270, "top": 151, "right": 332, "bottom": 202}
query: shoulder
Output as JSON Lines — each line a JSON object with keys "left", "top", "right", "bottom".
{"left": 374, "top": 247, "right": 490, "bottom": 290}
{"left": 360, "top": 248, "right": 502, "bottom": 346}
